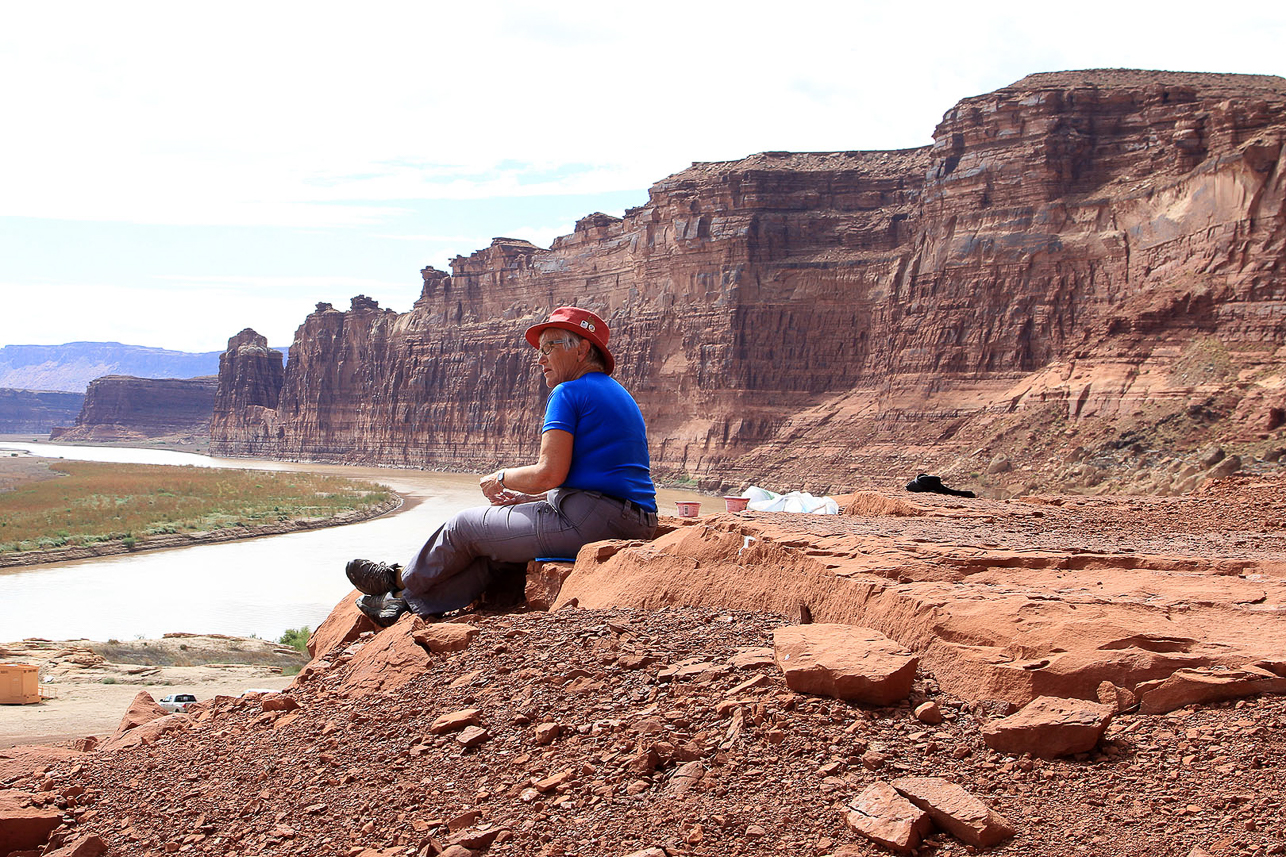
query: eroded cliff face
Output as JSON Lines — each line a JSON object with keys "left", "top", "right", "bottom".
{"left": 212, "top": 70, "right": 1286, "bottom": 496}
{"left": 50, "top": 375, "right": 218, "bottom": 442}
{"left": 0, "top": 389, "right": 83, "bottom": 434}
{"left": 209, "top": 329, "right": 285, "bottom": 456}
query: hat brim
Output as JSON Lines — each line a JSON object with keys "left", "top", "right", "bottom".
{"left": 524, "top": 320, "right": 616, "bottom": 375}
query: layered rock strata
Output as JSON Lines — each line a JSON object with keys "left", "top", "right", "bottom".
{"left": 212, "top": 70, "right": 1286, "bottom": 496}
{"left": 0, "top": 388, "right": 83, "bottom": 434}
{"left": 50, "top": 375, "right": 217, "bottom": 442}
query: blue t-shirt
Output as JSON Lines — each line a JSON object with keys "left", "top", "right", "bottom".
{"left": 542, "top": 372, "right": 657, "bottom": 512}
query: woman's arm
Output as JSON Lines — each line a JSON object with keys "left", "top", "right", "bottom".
{"left": 479, "top": 429, "right": 573, "bottom": 504}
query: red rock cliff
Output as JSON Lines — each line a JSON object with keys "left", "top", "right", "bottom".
{"left": 212, "top": 71, "right": 1286, "bottom": 495}
{"left": 52, "top": 375, "right": 218, "bottom": 442}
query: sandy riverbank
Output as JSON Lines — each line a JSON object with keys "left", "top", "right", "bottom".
{"left": 0, "top": 634, "right": 305, "bottom": 748}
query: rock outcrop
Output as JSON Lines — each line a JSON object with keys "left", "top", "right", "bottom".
{"left": 554, "top": 476, "right": 1286, "bottom": 708}
{"left": 211, "top": 70, "right": 1286, "bottom": 496}
{"left": 209, "top": 328, "right": 285, "bottom": 457}
{"left": 0, "top": 388, "right": 83, "bottom": 433}
{"left": 49, "top": 375, "right": 217, "bottom": 442}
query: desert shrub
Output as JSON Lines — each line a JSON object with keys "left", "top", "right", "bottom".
{"left": 278, "top": 627, "right": 311, "bottom": 653}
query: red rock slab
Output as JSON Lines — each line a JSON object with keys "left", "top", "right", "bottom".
{"left": 44, "top": 833, "right": 108, "bottom": 857}
{"left": 100, "top": 712, "right": 190, "bottom": 752}
{"left": 455, "top": 726, "right": 490, "bottom": 748}
{"left": 845, "top": 781, "right": 932, "bottom": 854}
{"left": 980, "top": 696, "right": 1114, "bottom": 758}
{"left": 336, "top": 614, "right": 431, "bottom": 698}
{"left": 525, "top": 559, "right": 576, "bottom": 610}
{"left": 892, "top": 776, "right": 1016, "bottom": 848}
{"left": 555, "top": 513, "right": 1286, "bottom": 706}
{"left": 430, "top": 708, "right": 482, "bottom": 735}
{"left": 412, "top": 622, "right": 479, "bottom": 653}
{"left": 1135, "top": 665, "right": 1286, "bottom": 714}
{"left": 260, "top": 693, "right": 301, "bottom": 712}
{"left": 0, "top": 789, "right": 62, "bottom": 855}
{"left": 112, "top": 690, "right": 168, "bottom": 736}
{"left": 307, "top": 591, "right": 378, "bottom": 659}
{"left": 773, "top": 624, "right": 917, "bottom": 704}
{"left": 0, "top": 745, "right": 84, "bottom": 784}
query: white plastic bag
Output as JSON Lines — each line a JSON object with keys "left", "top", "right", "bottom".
{"left": 742, "top": 486, "right": 838, "bottom": 514}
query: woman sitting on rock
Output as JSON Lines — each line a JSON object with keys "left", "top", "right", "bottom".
{"left": 345, "top": 306, "right": 658, "bottom": 626}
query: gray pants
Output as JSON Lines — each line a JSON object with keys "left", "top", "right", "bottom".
{"left": 400, "top": 488, "right": 658, "bottom": 616}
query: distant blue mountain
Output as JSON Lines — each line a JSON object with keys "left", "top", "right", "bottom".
{"left": 0, "top": 342, "right": 224, "bottom": 393}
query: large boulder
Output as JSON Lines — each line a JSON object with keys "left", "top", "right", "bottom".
{"left": 773, "top": 624, "right": 918, "bottom": 704}
{"left": 112, "top": 691, "right": 168, "bottom": 735}
{"left": 307, "top": 591, "right": 378, "bottom": 658}
{"left": 981, "top": 696, "right": 1114, "bottom": 758}
{"left": 337, "top": 614, "right": 431, "bottom": 697}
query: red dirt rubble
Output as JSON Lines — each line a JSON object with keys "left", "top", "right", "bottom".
{"left": 7, "top": 603, "right": 1284, "bottom": 856}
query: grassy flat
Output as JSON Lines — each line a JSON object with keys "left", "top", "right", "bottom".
{"left": 0, "top": 460, "right": 391, "bottom": 555}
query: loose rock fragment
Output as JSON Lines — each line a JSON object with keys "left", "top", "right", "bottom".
{"left": 1135, "top": 666, "right": 1286, "bottom": 714}
{"left": 412, "top": 623, "right": 480, "bottom": 653}
{"left": 1096, "top": 681, "right": 1137, "bottom": 713}
{"left": 981, "top": 696, "right": 1113, "bottom": 758}
{"left": 430, "top": 708, "right": 482, "bottom": 735}
{"left": 773, "top": 624, "right": 918, "bottom": 704}
{"left": 892, "top": 776, "right": 1016, "bottom": 848}
{"left": 914, "top": 701, "right": 943, "bottom": 724}
{"left": 845, "top": 781, "right": 933, "bottom": 854}
{"left": 455, "top": 726, "right": 490, "bottom": 748}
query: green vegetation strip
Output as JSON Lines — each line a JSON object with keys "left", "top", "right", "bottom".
{"left": 0, "top": 461, "right": 391, "bottom": 555}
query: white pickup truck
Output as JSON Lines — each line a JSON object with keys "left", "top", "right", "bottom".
{"left": 158, "top": 693, "right": 197, "bottom": 713}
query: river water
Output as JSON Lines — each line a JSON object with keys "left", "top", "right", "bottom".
{"left": 0, "top": 443, "right": 704, "bottom": 642}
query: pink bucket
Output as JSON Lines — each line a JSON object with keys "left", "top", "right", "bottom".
{"left": 675, "top": 501, "right": 701, "bottom": 518}
{"left": 724, "top": 496, "right": 750, "bottom": 512}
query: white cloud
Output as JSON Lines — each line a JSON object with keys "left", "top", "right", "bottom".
{"left": 0, "top": 277, "right": 420, "bottom": 352}
{"left": 0, "top": 0, "right": 1282, "bottom": 349}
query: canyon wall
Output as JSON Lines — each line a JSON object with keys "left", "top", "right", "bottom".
{"left": 212, "top": 70, "right": 1286, "bottom": 496}
{"left": 0, "top": 389, "right": 84, "bottom": 434}
{"left": 52, "top": 375, "right": 218, "bottom": 442}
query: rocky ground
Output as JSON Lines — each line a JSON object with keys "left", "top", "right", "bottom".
{"left": 1, "top": 604, "right": 1282, "bottom": 857}
{"left": 3, "top": 476, "right": 1285, "bottom": 857}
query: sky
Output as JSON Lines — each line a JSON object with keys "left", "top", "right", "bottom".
{"left": 2, "top": 1, "right": 1283, "bottom": 353}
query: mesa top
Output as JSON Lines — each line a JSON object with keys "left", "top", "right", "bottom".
{"left": 542, "top": 372, "right": 657, "bottom": 512}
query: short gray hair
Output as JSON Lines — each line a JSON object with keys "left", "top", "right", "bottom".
{"left": 562, "top": 331, "right": 606, "bottom": 370}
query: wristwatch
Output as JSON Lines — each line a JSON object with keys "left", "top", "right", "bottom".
{"left": 497, "top": 470, "right": 506, "bottom": 487}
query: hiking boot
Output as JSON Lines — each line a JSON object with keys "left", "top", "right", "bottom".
{"left": 356, "top": 592, "right": 409, "bottom": 628}
{"left": 346, "top": 558, "right": 400, "bottom": 595}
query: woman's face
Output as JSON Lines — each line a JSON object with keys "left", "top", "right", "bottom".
{"left": 537, "top": 330, "right": 584, "bottom": 388}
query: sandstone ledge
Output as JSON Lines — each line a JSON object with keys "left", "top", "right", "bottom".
{"left": 0, "top": 495, "right": 402, "bottom": 569}
{"left": 555, "top": 479, "right": 1286, "bottom": 708}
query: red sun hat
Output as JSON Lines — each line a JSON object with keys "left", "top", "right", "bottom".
{"left": 524, "top": 306, "right": 615, "bottom": 375}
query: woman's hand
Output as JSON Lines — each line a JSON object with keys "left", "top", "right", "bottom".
{"left": 477, "top": 430, "right": 574, "bottom": 504}
{"left": 479, "top": 470, "right": 507, "bottom": 503}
